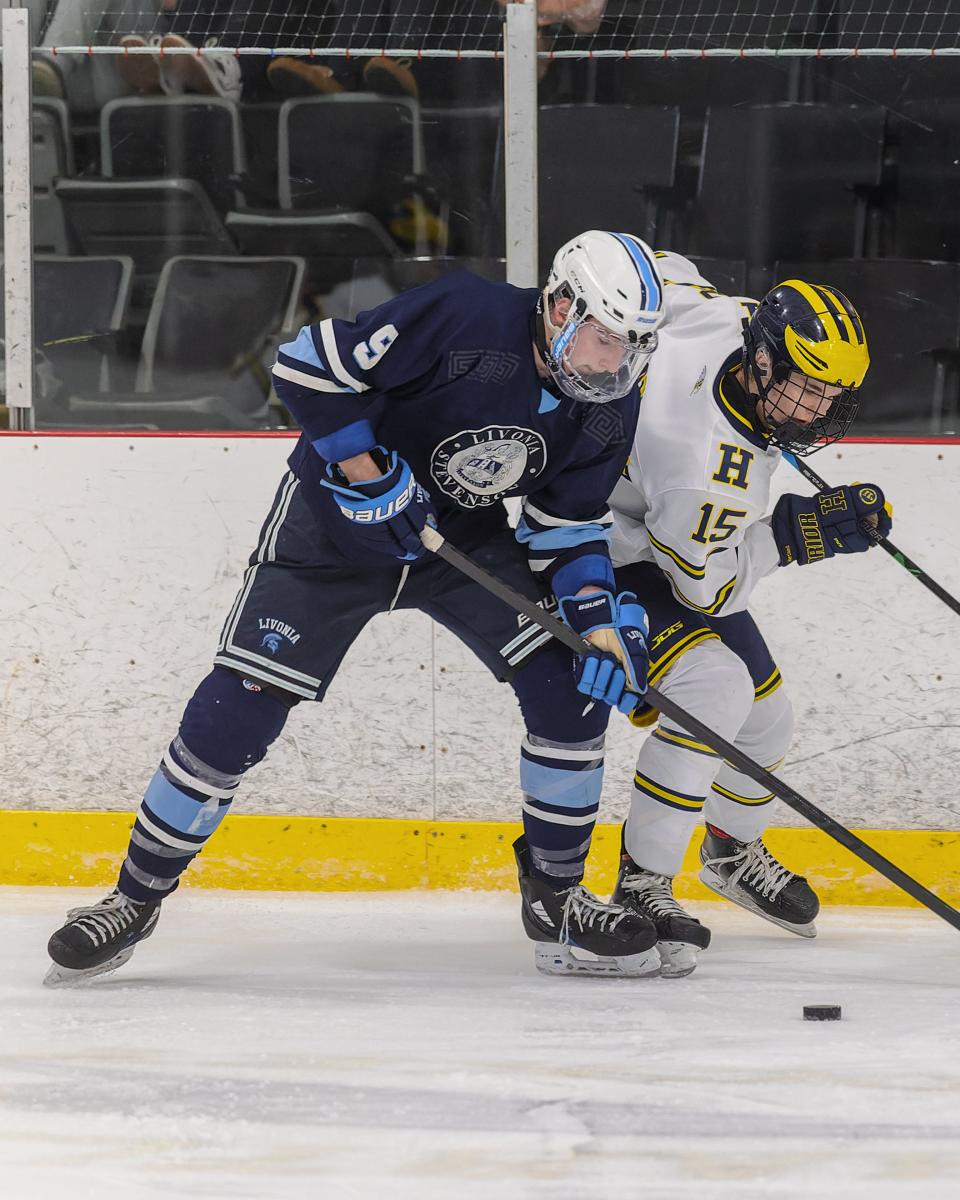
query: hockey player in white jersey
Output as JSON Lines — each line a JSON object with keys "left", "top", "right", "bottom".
{"left": 606, "top": 254, "right": 889, "bottom": 976}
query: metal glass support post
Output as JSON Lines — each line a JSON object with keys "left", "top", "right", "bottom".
{"left": 503, "top": 1, "right": 538, "bottom": 288}
{"left": 2, "top": 5, "right": 36, "bottom": 430}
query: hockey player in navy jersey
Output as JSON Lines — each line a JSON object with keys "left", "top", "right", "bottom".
{"left": 47, "top": 231, "right": 668, "bottom": 983}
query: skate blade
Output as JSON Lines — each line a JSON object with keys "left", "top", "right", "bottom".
{"left": 657, "top": 940, "right": 700, "bottom": 978}
{"left": 43, "top": 947, "right": 135, "bottom": 988}
{"left": 533, "top": 941, "right": 661, "bottom": 978}
{"left": 699, "top": 868, "right": 818, "bottom": 939}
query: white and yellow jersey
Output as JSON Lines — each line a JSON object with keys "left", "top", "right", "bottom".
{"left": 608, "top": 252, "right": 782, "bottom": 616}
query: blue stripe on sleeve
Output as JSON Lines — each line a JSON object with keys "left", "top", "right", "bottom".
{"left": 312, "top": 419, "right": 376, "bottom": 463}
{"left": 279, "top": 326, "right": 327, "bottom": 372}
{"left": 515, "top": 516, "right": 611, "bottom": 551}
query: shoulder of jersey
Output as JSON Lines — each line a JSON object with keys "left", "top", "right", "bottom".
{"left": 627, "top": 255, "right": 760, "bottom": 487}
{"left": 654, "top": 252, "right": 751, "bottom": 342}
{"left": 425, "top": 269, "right": 518, "bottom": 302}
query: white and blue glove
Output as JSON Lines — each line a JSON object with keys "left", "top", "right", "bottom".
{"left": 321, "top": 446, "right": 437, "bottom": 562}
{"left": 558, "top": 590, "right": 650, "bottom": 713}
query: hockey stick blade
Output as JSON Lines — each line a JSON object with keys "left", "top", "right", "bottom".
{"left": 421, "top": 526, "right": 960, "bottom": 934}
{"left": 784, "top": 452, "right": 960, "bottom": 619}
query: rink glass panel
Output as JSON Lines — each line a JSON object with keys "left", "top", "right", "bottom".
{"left": 7, "top": 4, "right": 960, "bottom": 435}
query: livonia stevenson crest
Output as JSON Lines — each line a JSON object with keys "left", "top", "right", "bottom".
{"left": 431, "top": 426, "right": 547, "bottom": 507}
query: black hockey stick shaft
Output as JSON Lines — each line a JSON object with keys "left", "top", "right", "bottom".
{"left": 784, "top": 452, "right": 960, "bottom": 618}
{"left": 420, "top": 526, "right": 960, "bottom": 933}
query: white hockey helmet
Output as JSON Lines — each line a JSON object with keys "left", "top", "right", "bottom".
{"left": 537, "top": 230, "right": 664, "bottom": 404}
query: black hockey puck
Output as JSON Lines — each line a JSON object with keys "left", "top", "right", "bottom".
{"left": 803, "top": 1005, "right": 841, "bottom": 1021}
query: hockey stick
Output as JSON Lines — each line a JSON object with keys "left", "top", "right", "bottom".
{"left": 420, "top": 524, "right": 960, "bottom": 934}
{"left": 783, "top": 452, "right": 960, "bottom": 619}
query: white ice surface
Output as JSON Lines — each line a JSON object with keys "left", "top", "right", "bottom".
{"left": 3, "top": 888, "right": 960, "bottom": 1200}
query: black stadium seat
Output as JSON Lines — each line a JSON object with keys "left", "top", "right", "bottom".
{"left": 0, "top": 255, "right": 133, "bottom": 423}
{"left": 538, "top": 104, "right": 680, "bottom": 272}
{"left": 101, "top": 97, "right": 247, "bottom": 214}
{"left": 597, "top": 56, "right": 799, "bottom": 113}
{"left": 54, "top": 178, "right": 237, "bottom": 314}
{"left": 892, "top": 100, "right": 960, "bottom": 260}
{"left": 278, "top": 94, "right": 423, "bottom": 223}
{"left": 775, "top": 258, "right": 960, "bottom": 432}
{"left": 422, "top": 105, "right": 503, "bottom": 257}
{"left": 694, "top": 105, "right": 886, "bottom": 277}
{"left": 65, "top": 256, "right": 305, "bottom": 430}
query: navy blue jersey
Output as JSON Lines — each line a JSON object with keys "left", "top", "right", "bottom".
{"left": 272, "top": 272, "right": 639, "bottom": 595}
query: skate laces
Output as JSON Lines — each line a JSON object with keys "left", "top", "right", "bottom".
{"left": 712, "top": 839, "right": 793, "bottom": 899}
{"left": 67, "top": 891, "right": 143, "bottom": 948}
{"left": 560, "top": 885, "right": 628, "bottom": 943}
{"left": 621, "top": 870, "right": 686, "bottom": 917}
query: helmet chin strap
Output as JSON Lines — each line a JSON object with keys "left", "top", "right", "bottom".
{"left": 533, "top": 292, "right": 555, "bottom": 369}
{"left": 743, "top": 335, "right": 786, "bottom": 433}
{"left": 533, "top": 291, "right": 578, "bottom": 402}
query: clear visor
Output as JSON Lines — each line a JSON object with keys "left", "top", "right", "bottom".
{"left": 549, "top": 314, "right": 657, "bottom": 404}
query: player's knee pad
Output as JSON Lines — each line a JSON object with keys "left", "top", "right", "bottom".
{"left": 736, "top": 686, "right": 794, "bottom": 768}
{"left": 178, "top": 666, "right": 293, "bottom": 777}
{"left": 512, "top": 641, "right": 610, "bottom": 744}
{"left": 657, "top": 638, "right": 755, "bottom": 742}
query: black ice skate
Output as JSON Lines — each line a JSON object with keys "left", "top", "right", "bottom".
{"left": 45, "top": 889, "right": 161, "bottom": 986}
{"left": 514, "top": 836, "right": 660, "bottom": 977}
{"left": 699, "top": 823, "right": 819, "bottom": 938}
{"left": 612, "top": 849, "right": 711, "bottom": 978}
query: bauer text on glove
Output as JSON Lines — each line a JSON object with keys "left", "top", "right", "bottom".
{"left": 558, "top": 589, "right": 650, "bottom": 713}
{"left": 321, "top": 447, "right": 437, "bottom": 562}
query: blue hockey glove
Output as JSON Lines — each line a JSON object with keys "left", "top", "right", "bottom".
{"left": 558, "top": 590, "right": 650, "bottom": 713}
{"left": 772, "top": 482, "right": 893, "bottom": 567}
{"left": 321, "top": 447, "right": 437, "bottom": 562}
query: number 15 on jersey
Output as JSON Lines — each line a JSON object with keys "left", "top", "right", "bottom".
{"left": 690, "top": 504, "right": 747, "bottom": 545}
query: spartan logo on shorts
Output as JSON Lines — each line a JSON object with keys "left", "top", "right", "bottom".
{"left": 431, "top": 426, "right": 547, "bottom": 507}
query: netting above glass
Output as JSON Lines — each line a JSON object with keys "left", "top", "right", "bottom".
{"left": 36, "top": 2, "right": 960, "bottom": 59}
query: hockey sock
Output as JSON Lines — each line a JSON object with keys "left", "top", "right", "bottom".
{"left": 118, "top": 668, "right": 289, "bottom": 902}
{"left": 519, "top": 732, "right": 604, "bottom": 887}
{"left": 512, "top": 645, "right": 610, "bottom": 888}
{"left": 704, "top": 686, "right": 794, "bottom": 843}
{"left": 625, "top": 640, "right": 755, "bottom": 876}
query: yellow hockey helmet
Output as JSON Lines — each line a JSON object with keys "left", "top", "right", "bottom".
{"left": 746, "top": 280, "right": 870, "bottom": 455}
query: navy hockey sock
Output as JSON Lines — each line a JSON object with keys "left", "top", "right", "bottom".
{"left": 512, "top": 646, "right": 610, "bottom": 888}
{"left": 118, "top": 668, "right": 289, "bottom": 902}
{"left": 519, "top": 732, "right": 605, "bottom": 886}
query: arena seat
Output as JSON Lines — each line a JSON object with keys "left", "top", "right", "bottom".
{"left": 694, "top": 105, "right": 886, "bottom": 275}
{"left": 0, "top": 255, "right": 133, "bottom": 425}
{"left": 891, "top": 100, "right": 960, "bottom": 261}
{"left": 596, "top": 56, "right": 800, "bottom": 113}
{"left": 774, "top": 258, "right": 960, "bottom": 432}
{"left": 278, "top": 94, "right": 423, "bottom": 224}
{"left": 101, "top": 97, "right": 247, "bottom": 214}
{"left": 54, "top": 178, "right": 237, "bottom": 315}
{"left": 64, "top": 255, "right": 305, "bottom": 430}
{"left": 421, "top": 105, "right": 503, "bottom": 257}
{"left": 538, "top": 104, "right": 680, "bottom": 271}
